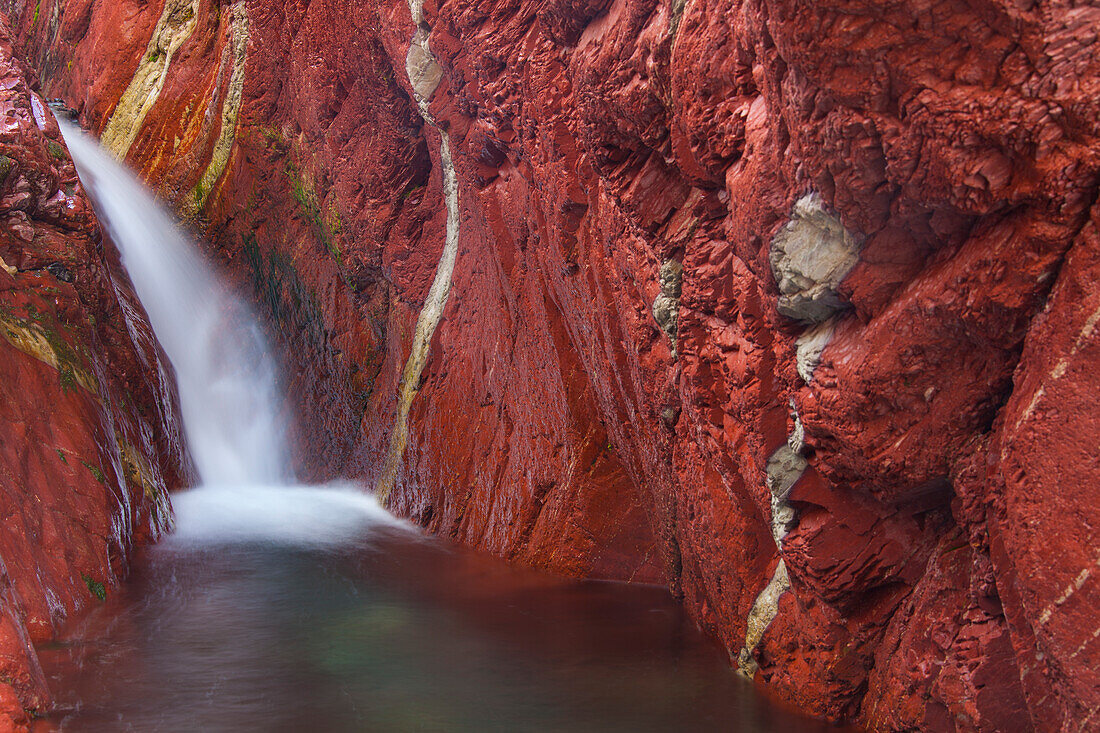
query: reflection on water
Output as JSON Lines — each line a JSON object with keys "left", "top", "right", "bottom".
{"left": 38, "top": 497, "right": 835, "bottom": 733}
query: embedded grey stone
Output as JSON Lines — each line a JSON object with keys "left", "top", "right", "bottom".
{"left": 379, "top": 10, "right": 459, "bottom": 503}
{"left": 652, "top": 297, "right": 677, "bottom": 336}
{"left": 659, "top": 259, "right": 683, "bottom": 299}
{"left": 652, "top": 258, "right": 683, "bottom": 354}
{"left": 770, "top": 193, "right": 859, "bottom": 323}
{"left": 660, "top": 405, "right": 680, "bottom": 428}
{"left": 406, "top": 28, "right": 443, "bottom": 104}
{"left": 787, "top": 398, "right": 805, "bottom": 454}
{"left": 670, "top": 0, "right": 689, "bottom": 41}
{"left": 766, "top": 444, "right": 807, "bottom": 502}
{"left": 794, "top": 318, "right": 836, "bottom": 383}
{"left": 765, "top": 400, "right": 808, "bottom": 546}
{"left": 766, "top": 444, "right": 805, "bottom": 547}
{"left": 770, "top": 492, "right": 797, "bottom": 547}
{"left": 737, "top": 560, "right": 791, "bottom": 677}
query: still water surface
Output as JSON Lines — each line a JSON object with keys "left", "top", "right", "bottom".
{"left": 39, "top": 487, "right": 834, "bottom": 733}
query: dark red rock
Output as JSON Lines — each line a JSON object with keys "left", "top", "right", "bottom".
{"left": 9, "top": 0, "right": 1100, "bottom": 729}
{"left": 982, "top": 200, "right": 1100, "bottom": 728}
{"left": 861, "top": 531, "right": 1029, "bottom": 732}
{"left": 0, "top": 12, "right": 186, "bottom": 725}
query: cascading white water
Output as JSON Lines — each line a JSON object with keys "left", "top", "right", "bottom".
{"left": 59, "top": 123, "right": 406, "bottom": 545}
{"left": 61, "top": 121, "right": 289, "bottom": 487}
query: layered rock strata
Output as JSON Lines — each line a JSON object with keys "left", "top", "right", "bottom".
{"left": 9, "top": 0, "right": 1100, "bottom": 729}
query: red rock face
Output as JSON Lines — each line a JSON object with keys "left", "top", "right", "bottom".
{"left": 0, "top": 12, "right": 187, "bottom": 729}
{"left": 10, "top": 0, "right": 1100, "bottom": 728}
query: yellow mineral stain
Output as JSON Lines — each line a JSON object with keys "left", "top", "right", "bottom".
{"left": 0, "top": 314, "right": 98, "bottom": 393}
{"left": 187, "top": 2, "right": 249, "bottom": 215}
{"left": 100, "top": 0, "right": 201, "bottom": 160}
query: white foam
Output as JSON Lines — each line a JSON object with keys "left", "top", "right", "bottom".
{"left": 164, "top": 483, "right": 412, "bottom": 548}
{"left": 58, "top": 124, "right": 413, "bottom": 548}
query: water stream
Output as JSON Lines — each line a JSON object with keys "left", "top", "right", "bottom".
{"left": 48, "top": 127, "right": 834, "bottom": 731}
{"left": 62, "top": 121, "right": 289, "bottom": 488}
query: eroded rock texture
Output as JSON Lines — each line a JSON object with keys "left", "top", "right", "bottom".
{"left": 0, "top": 13, "right": 187, "bottom": 729}
{"left": 9, "top": 0, "right": 1099, "bottom": 728}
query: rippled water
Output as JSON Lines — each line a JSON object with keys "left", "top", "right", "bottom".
{"left": 38, "top": 487, "right": 834, "bottom": 732}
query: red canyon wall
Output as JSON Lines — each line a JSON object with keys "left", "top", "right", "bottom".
{"left": 0, "top": 14, "right": 187, "bottom": 730}
{"left": 9, "top": 0, "right": 1100, "bottom": 729}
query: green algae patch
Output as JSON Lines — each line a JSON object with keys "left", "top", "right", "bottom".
{"left": 82, "top": 573, "right": 106, "bottom": 601}
{"left": 118, "top": 435, "right": 157, "bottom": 500}
{"left": 284, "top": 158, "right": 346, "bottom": 269}
{"left": 0, "top": 155, "right": 14, "bottom": 185}
{"left": 79, "top": 459, "right": 106, "bottom": 484}
{"left": 242, "top": 234, "right": 326, "bottom": 350}
{"left": 46, "top": 140, "right": 67, "bottom": 161}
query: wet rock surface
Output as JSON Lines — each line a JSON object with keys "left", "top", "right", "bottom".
{"left": 8, "top": 0, "right": 1100, "bottom": 729}
{"left": 0, "top": 12, "right": 187, "bottom": 729}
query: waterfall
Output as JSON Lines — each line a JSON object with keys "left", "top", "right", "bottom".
{"left": 60, "top": 121, "right": 291, "bottom": 487}
{"left": 58, "top": 123, "right": 409, "bottom": 546}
